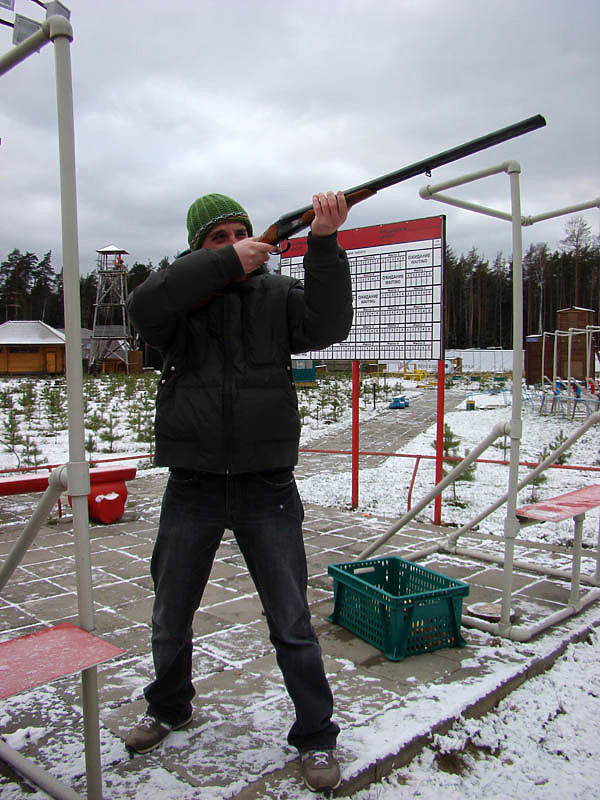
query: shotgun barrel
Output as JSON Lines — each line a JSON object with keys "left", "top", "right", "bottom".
{"left": 259, "top": 114, "right": 546, "bottom": 245}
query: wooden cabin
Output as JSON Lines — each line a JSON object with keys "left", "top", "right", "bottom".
{"left": 0, "top": 321, "right": 66, "bottom": 375}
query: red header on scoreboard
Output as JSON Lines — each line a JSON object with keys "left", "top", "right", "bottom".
{"left": 281, "top": 216, "right": 444, "bottom": 259}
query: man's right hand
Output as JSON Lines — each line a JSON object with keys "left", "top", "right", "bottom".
{"left": 233, "top": 238, "right": 275, "bottom": 274}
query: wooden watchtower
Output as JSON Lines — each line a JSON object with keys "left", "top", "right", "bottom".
{"left": 88, "top": 245, "right": 133, "bottom": 373}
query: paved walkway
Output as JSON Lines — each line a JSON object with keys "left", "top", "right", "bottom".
{"left": 1, "top": 391, "right": 599, "bottom": 799}
{"left": 296, "top": 387, "right": 465, "bottom": 478}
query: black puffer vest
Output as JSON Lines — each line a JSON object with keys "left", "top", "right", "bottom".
{"left": 127, "top": 232, "right": 352, "bottom": 473}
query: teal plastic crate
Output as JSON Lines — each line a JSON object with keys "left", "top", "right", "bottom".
{"left": 328, "top": 557, "right": 470, "bottom": 661}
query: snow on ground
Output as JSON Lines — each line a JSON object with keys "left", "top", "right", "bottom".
{"left": 297, "top": 385, "right": 600, "bottom": 549}
{"left": 353, "top": 628, "right": 600, "bottom": 800}
{"left": 1, "top": 374, "right": 599, "bottom": 798}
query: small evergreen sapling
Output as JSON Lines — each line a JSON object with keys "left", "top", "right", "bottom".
{"left": 432, "top": 424, "right": 477, "bottom": 507}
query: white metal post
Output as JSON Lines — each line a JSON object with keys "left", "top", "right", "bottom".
{"left": 570, "top": 513, "right": 584, "bottom": 607}
{"left": 567, "top": 329, "right": 573, "bottom": 417}
{"left": 541, "top": 332, "right": 546, "bottom": 386}
{"left": 50, "top": 19, "right": 102, "bottom": 800}
{"left": 596, "top": 512, "right": 600, "bottom": 583}
{"left": 1, "top": 14, "right": 103, "bottom": 800}
{"left": 418, "top": 162, "right": 600, "bottom": 640}
{"left": 586, "top": 327, "right": 591, "bottom": 389}
{"left": 498, "top": 163, "right": 524, "bottom": 635}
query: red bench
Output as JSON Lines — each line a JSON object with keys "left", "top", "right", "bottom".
{"left": 0, "top": 466, "right": 137, "bottom": 524}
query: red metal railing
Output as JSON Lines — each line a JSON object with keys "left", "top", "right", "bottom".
{"left": 299, "top": 446, "right": 600, "bottom": 511}
{"left": 2, "top": 448, "right": 598, "bottom": 515}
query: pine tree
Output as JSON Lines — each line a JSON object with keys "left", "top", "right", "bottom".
{"left": 432, "top": 424, "right": 476, "bottom": 506}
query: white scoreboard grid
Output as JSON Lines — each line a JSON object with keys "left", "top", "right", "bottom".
{"left": 279, "top": 215, "right": 445, "bottom": 361}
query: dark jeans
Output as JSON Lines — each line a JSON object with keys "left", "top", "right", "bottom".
{"left": 144, "top": 468, "right": 339, "bottom": 752}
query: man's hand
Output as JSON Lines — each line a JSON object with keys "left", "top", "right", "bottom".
{"left": 310, "top": 191, "right": 348, "bottom": 237}
{"left": 233, "top": 238, "right": 276, "bottom": 274}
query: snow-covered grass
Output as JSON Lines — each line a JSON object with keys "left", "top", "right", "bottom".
{"left": 0, "top": 373, "right": 404, "bottom": 472}
{"left": 0, "top": 374, "right": 157, "bottom": 472}
{"left": 297, "top": 383, "right": 600, "bottom": 550}
{"left": 353, "top": 628, "right": 600, "bottom": 800}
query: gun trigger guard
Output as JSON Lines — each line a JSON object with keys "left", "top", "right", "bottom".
{"left": 272, "top": 240, "right": 291, "bottom": 256}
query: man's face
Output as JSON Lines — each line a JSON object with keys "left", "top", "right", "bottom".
{"left": 202, "top": 221, "right": 249, "bottom": 250}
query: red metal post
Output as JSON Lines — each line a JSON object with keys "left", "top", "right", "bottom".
{"left": 352, "top": 360, "right": 360, "bottom": 508}
{"left": 434, "top": 359, "right": 445, "bottom": 524}
{"left": 407, "top": 456, "right": 422, "bottom": 512}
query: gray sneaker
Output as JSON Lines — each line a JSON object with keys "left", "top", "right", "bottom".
{"left": 301, "top": 749, "right": 341, "bottom": 793}
{"left": 124, "top": 713, "right": 193, "bottom": 754}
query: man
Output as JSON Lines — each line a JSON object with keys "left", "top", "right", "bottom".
{"left": 125, "top": 190, "right": 353, "bottom": 793}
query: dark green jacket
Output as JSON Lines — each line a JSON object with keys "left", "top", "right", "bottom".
{"left": 127, "top": 232, "right": 353, "bottom": 473}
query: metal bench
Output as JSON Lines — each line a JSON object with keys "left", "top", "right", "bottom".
{"left": 516, "top": 484, "right": 600, "bottom": 608}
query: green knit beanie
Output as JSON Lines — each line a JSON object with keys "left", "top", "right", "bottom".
{"left": 186, "top": 193, "right": 253, "bottom": 250}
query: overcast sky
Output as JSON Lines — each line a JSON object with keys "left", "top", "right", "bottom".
{"left": 1, "top": 0, "right": 599, "bottom": 274}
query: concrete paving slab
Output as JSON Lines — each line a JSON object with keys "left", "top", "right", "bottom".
{"left": 516, "top": 578, "right": 573, "bottom": 605}
{"left": 468, "top": 566, "right": 540, "bottom": 590}
{"left": 116, "top": 595, "right": 155, "bottom": 627}
{"left": 191, "top": 608, "right": 239, "bottom": 637}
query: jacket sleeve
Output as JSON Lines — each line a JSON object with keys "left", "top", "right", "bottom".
{"left": 126, "top": 245, "right": 244, "bottom": 349}
{"left": 287, "top": 232, "right": 353, "bottom": 354}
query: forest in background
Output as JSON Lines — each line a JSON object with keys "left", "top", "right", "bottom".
{"left": 0, "top": 216, "right": 598, "bottom": 348}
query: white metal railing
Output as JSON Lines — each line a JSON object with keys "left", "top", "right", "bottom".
{"left": 389, "top": 161, "right": 600, "bottom": 641}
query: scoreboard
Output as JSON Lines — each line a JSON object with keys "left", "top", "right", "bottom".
{"left": 280, "top": 215, "right": 445, "bottom": 360}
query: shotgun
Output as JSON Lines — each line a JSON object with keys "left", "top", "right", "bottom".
{"left": 259, "top": 114, "right": 546, "bottom": 248}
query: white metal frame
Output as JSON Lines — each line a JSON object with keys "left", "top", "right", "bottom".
{"left": 356, "top": 160, "right": 600, "bottom": 641}
{"left": 418, "top": 161, "right": 599, "bottom": 637}
{"left": 539, "top": 325, "right": 600, "bottom": 417}
{"left": 0, "top": 15, "right": 102, "bottom": 800}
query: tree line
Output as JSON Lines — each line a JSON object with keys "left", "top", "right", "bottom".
{"left": 0, "top": 251, "right": 167, "bottom": 331}
{"left": 1, "top": 216, "right": 598, "bottom": 347}
{"left": 442, "top": 216, "right": 599, "bottom": 348}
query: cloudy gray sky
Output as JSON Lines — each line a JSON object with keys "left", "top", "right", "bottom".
{"left": 1, "top": 0, "right": 598, "bottom": 274}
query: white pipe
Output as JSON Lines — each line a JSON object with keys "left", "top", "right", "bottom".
{"left": 522, "top": 197, "right": 600, "bottom": 226}
{"left": 567, "top": 329, "right": 573, "bottom": 417}
{"left": 499, "top": 164, "right": 524, "bottom": 634}
{"left": 397, "top": 542, "right": 444, "bottom": 562}
{"left": 356, "top": 422, "right": 508, "bottom": 560}
{"left": 389, "top": 540, "right": 600, "bottom": 587}
{"left": 0, "top": 740, "right": 83, "bottom": 800}
{"left": 51, "top": 22, "right": 103, "bottom": 800}
{"left": 596, "top": 513, "right": 600, "bottom": 583}
{"left": 449, "top": 543, "right": 599, "bottom": 586}
{"left": 0, "top": 467, "right": 67, "bottom": 593}
{"left": 51, "top": 15, "right": 93, "bottom": 632}
{"left": 541, "top": 332, "right": 547, "bottom": 388}
{"left": 0, "top": 22, "right": 50, "bottom": 76}
{"left": 586, "top": 328, "right": 592, "bottom": 389}
{"left": 570, "top": 513, "right": 584, "bottom": 606}
{"left": 420, "top": 191, "right": 514, "bottom": 223}
{"left": 419, "top": 161, "right": 511, "bottom": 195}
{"left": 463, "top": 588, "right": 600, "bottom": 641}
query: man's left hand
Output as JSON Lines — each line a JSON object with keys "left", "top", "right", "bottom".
{"left": 311, "top": 191, "right": 348, "bottom": 237}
